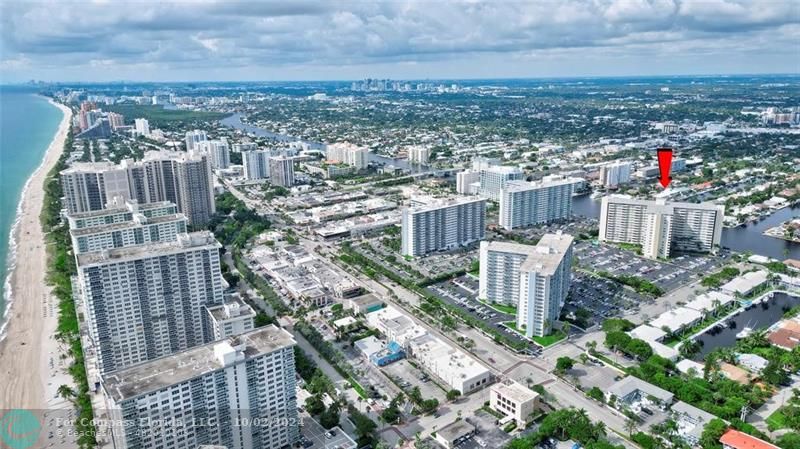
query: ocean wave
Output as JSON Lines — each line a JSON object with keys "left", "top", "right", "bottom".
{"left": 0, "top": 98, "right": 69, "bottom": 343}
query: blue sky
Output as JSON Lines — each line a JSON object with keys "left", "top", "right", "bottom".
{"left": 1, "top": 0, "right": 798, "bottom": 82}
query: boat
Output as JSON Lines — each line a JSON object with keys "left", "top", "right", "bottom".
{"left": 736, "top": 327, "right": 754, "bottom": 339}
{"left": 590, "top": 191, "right": 603, "bottom": 200}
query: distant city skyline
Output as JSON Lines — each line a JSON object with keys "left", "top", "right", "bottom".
{"left": 1, "top": 0, "right": 798, "bottom": 82}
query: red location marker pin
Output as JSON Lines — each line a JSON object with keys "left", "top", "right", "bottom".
{"left": 657, "top": 147, "right": 673, "bottom": 188}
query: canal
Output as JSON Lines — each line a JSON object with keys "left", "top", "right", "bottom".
{"left": 572, "top": 194, "right": 800, "bottom": 260}
{"left": 219, "top": 113, "right": 429, "bottom": 173}
{"left": 692, "top": 292, "right": 800, "bottom": 360}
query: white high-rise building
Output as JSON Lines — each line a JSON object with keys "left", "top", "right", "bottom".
{"left": 60, "top": 162, "right": 132, "bottom": 214}
{"left": 134, "top": 118, "right": 150, "bottom": 136}
{"left": 269, "top": 156, "right": 295, "bottom": 187}
{"left": 407, "top": 146, "right": 431, "bottom": 164}
{"left": 479, "top": 241, "right": 535, "bottom": 305}
{"left": 479, "top": 165, "right": 524, "bottom": 201}
{"left": 599, "top": 161, "right": 632, "bottom": 188}
{"left": 326, "top": 142, "right": 369, "bottom": 170}
{"left": 599, "top": 195, "right": 724, "bottom": 259}
{"left": 243, "top": 149, "right": 272, "bottom": 180}
{"left": 198, "top": 139, "right": 231, "bottom": 169}
{"left": 76, "top": 231, "right": 224, "bottom": 375}
{"left": 516, "top": 232, "right": 573, "bottom": 338}
{"left": 185, "top": 129, "right": 208, "bottom": 151}
{"left": 401, "top": 196, "right": 486, "bottom": 257}
{"left": 456, "top": 170, "right": 480, "bottom": 195}
{"left": 102, "top": 326, "right": 299, "bottom": 449}
{"left": 498, "top": 176, "right": 577, "bottom": 230}
{"left": 67, "top": 200, "right": 187, "bottom": 254}
{"left": 233, "top": 142, "right": 258, "bottom": 153}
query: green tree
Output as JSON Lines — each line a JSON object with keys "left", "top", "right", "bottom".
{"left": 320, "top": 403, "right": 341, "bottom": 429}
{"left": 700, "top": 418, "right": 728, "bottom": 449}
{"left": 556, "top": 357, "right": 575, "bottom": 374}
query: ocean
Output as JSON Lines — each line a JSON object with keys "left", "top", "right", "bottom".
{"left": 0, "top": 87, "right": 63, "bottom": 338}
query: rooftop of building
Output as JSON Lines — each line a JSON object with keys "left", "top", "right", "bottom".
{"left": 603, "top": 194, "right": 724, "bottom": 213}
{"left": 103, "top": 325, "right": 295, "bottom": 402}
{"left": 721, "top": 270, "right": 769, "bottom": 294}
{"left": 66, "top": 200, "right": 176, "bottom": 221}
{"left": 437, "top": 420, "right": 477, "bottom": 442}
{"left": 719, "top": 429, "right": 779, "bottom": 449}
{"left": 503, "top": 175, "right": 582, "bottom": 193}
{"left": 406, "top": 195, "right": 486, "bottom": 213}
{"left": 519, "top": 232, "right": 574, "bottom": 275}
{"left": 206, "top": 298, "right": 255, "bottom": 322}
{"left": 60, "top": 161, "right": 120, "bottom": 173}
{"left": 491, "top": 380, "right": 539, "bottom": 403}
{"left": 76, "top": 231, "right": 220, "bottom": 266}
{"left": 70, "top": 213, "right": 186, "bottom": 236}
{"left": 607, "top": 376, "right": 674, "bottom": 403}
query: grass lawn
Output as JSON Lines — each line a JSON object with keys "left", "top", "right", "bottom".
{"left": 503, "top": 321, "right": 567, "bottom": 347}
{"left": 479, "top": 299, "right": 517, "bottom": 315}
{"left": 767, "top": 409, "right": 789, "bottom": 431}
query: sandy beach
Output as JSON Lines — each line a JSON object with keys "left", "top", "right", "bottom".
{"left": 0, "top": 99, "right": 73, "bottom": 413}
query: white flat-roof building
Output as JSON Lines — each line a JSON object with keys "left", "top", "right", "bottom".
{"left": 599, "top": 195, "right": 724, "bottom": 259}
{"left": 672, "top": 401, "right": 717, "bottom": 447}
{"left": 607, "top": 376, "right": 674, "bottom": 409}
{"left": 721, "top": 271, "right": 769, "bottom": 296}
{"left": 599, "top": 161, "right": 632, "bottom": 187}
{"left": 650, "top": 307, "right": 704, "bottom": 334}
{"left": 456, "top": 170, "right": 480, "bottom": 195}
{"left": 435, "top": 420, "right": 477, "bottom": 449}
{"left": 685, "top": 291, "right": 735, "bottom": 314}
{"left": 197, "top": 139, "right": 231, "bottom": 170}
{"left": 77, "top": 231, "right": 224, "bottom": 375}
{"left": 326, "top": 142, "right": 369, "bottom": 169}
{"left": 629, "top": 324, "right": 667, "bottom": 342}
{"left": 102, "top": 326, "right": 299, "bottom": 449}
{"left": 479, "top": 165, "right": 524, "bottom": 201}
{"left": 676, "top": 359, "right": 704, "bottom": 377}
{"left": 516, "top": 232, "right": 574, "bottom": 337}
{"left": 242, "top": 149, "right": 272, "bottom": 180}
{"left": 498, "top": 176, "right": 577, "bottom": 230}
{"left": 60, "top": 162, "right": 132, "bottom": 214}
{"left": 408, "top": 334, "right": 492, "bottom": 394}
{"left": 185, "top": 129, "right": 208, "bottom": 151}
{"left": 67, "top": 201, "right": 187, "bottom": 254}
{"left": 400, "top": 196, "right": 486, "bottom": 257}
{"left": 205, "top": 297, "right": 256, "bottom": 340}
{"left": 479, "top": 241, "right": 537, "bottom": 305}
{"left": 490, "top": 380, "right": 541, "bottom": 427}
{"left": 269, "top": 156, "right": 295, "bottom": 187}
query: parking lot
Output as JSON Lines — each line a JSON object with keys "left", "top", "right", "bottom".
{"left": 574, "top": 242, "right": 693, "bottom": 293}
{"left": 382, "top": 359, "right": 447, "bottom": 404}
{"left": 564, "top": 271, "right": 649, "bottom": 329}
{"left": 425, "top": 276, "right": 542, "bottom": 353}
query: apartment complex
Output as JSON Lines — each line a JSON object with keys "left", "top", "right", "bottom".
{"left": 67, "top": 200, "right": 187, "bottom": 254}
{"left": 185, "top": 129, "right": 208, "bottom": 151}
{"left": 103, "top": 326, "right": 299, "bottom": 449}
{"left": 326, "top": 142, "right": 369, "bottom": 170}
{"left": 269, "top": 156, "right": 295, "bottom": 187}
{"left": 498, "top": 176, "right": 578, "bottom": 230}
{"left": 76, "top": 231, "right": 224, "bottom": 375}
{"left": 60, "top": 162, "right": 132, "bottom": 214}
{"left": 242, "top": 149, "right": 272, "bottom": 180}
{"left": 61, "top": 150, "right": 216, "bottom": 225}
{"left": 478, "top": 233, "right": 573, "bottom": 337}
{"left": 401, "top": 196, "right": 486, "bottom": 257}
{"left": 406, "top": 145, "right": 431, "bottom": 164}
{"left": 599, "top": 195, "right": 724, "bottom": 259}
{"left": 479, "top": 165, "right": 524, "bottom": 201}
{"left": 197, "top": 139, "right": 231, "bottom": 169}
{"left": 599, "top": 161, "right": 632, "bottom": 187}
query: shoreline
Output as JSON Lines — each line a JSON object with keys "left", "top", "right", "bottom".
{"left": 0, "top": 97, "right": 73, "bottom": 412}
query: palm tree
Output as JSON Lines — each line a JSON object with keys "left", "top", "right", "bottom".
{"left": 579, "top": 353, "right": 589, "bottom": 365}
{"left": 625, "top": 418, "right": 637, "bottom": 436}
{"left": 57, "top": 384, "right": 75, "bottom": 401}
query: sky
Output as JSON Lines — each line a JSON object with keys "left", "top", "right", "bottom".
{"left": 1, "top": 0, "right": 799, "bottom": 82}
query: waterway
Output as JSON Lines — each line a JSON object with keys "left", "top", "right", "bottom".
{"left": 693, "top": 292, "right": 800, "bottom": 360}
{"left": 219, "top": 113, "right": 428, "bottom": 172}
{"left": 572, "top": 194, "right": 800, "bottom": 260}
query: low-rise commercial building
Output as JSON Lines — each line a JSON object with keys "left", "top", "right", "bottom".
{"left": 435, "top": 420, "right": 477, "bottom": 449}
{"left": 490, "top": 380, "right": 541, "bottom": 427}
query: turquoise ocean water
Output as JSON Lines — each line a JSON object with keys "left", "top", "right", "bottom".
{"left": 0, "top": 87, "right": 63, "bottom": 337}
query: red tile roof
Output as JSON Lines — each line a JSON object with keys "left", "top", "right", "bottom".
{"left": 720, "top": 429, "right": 778, "bottom": 449}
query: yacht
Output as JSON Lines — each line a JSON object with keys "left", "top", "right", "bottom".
{"left": 590, "top": 191, "right": 604, "bottom": 200}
